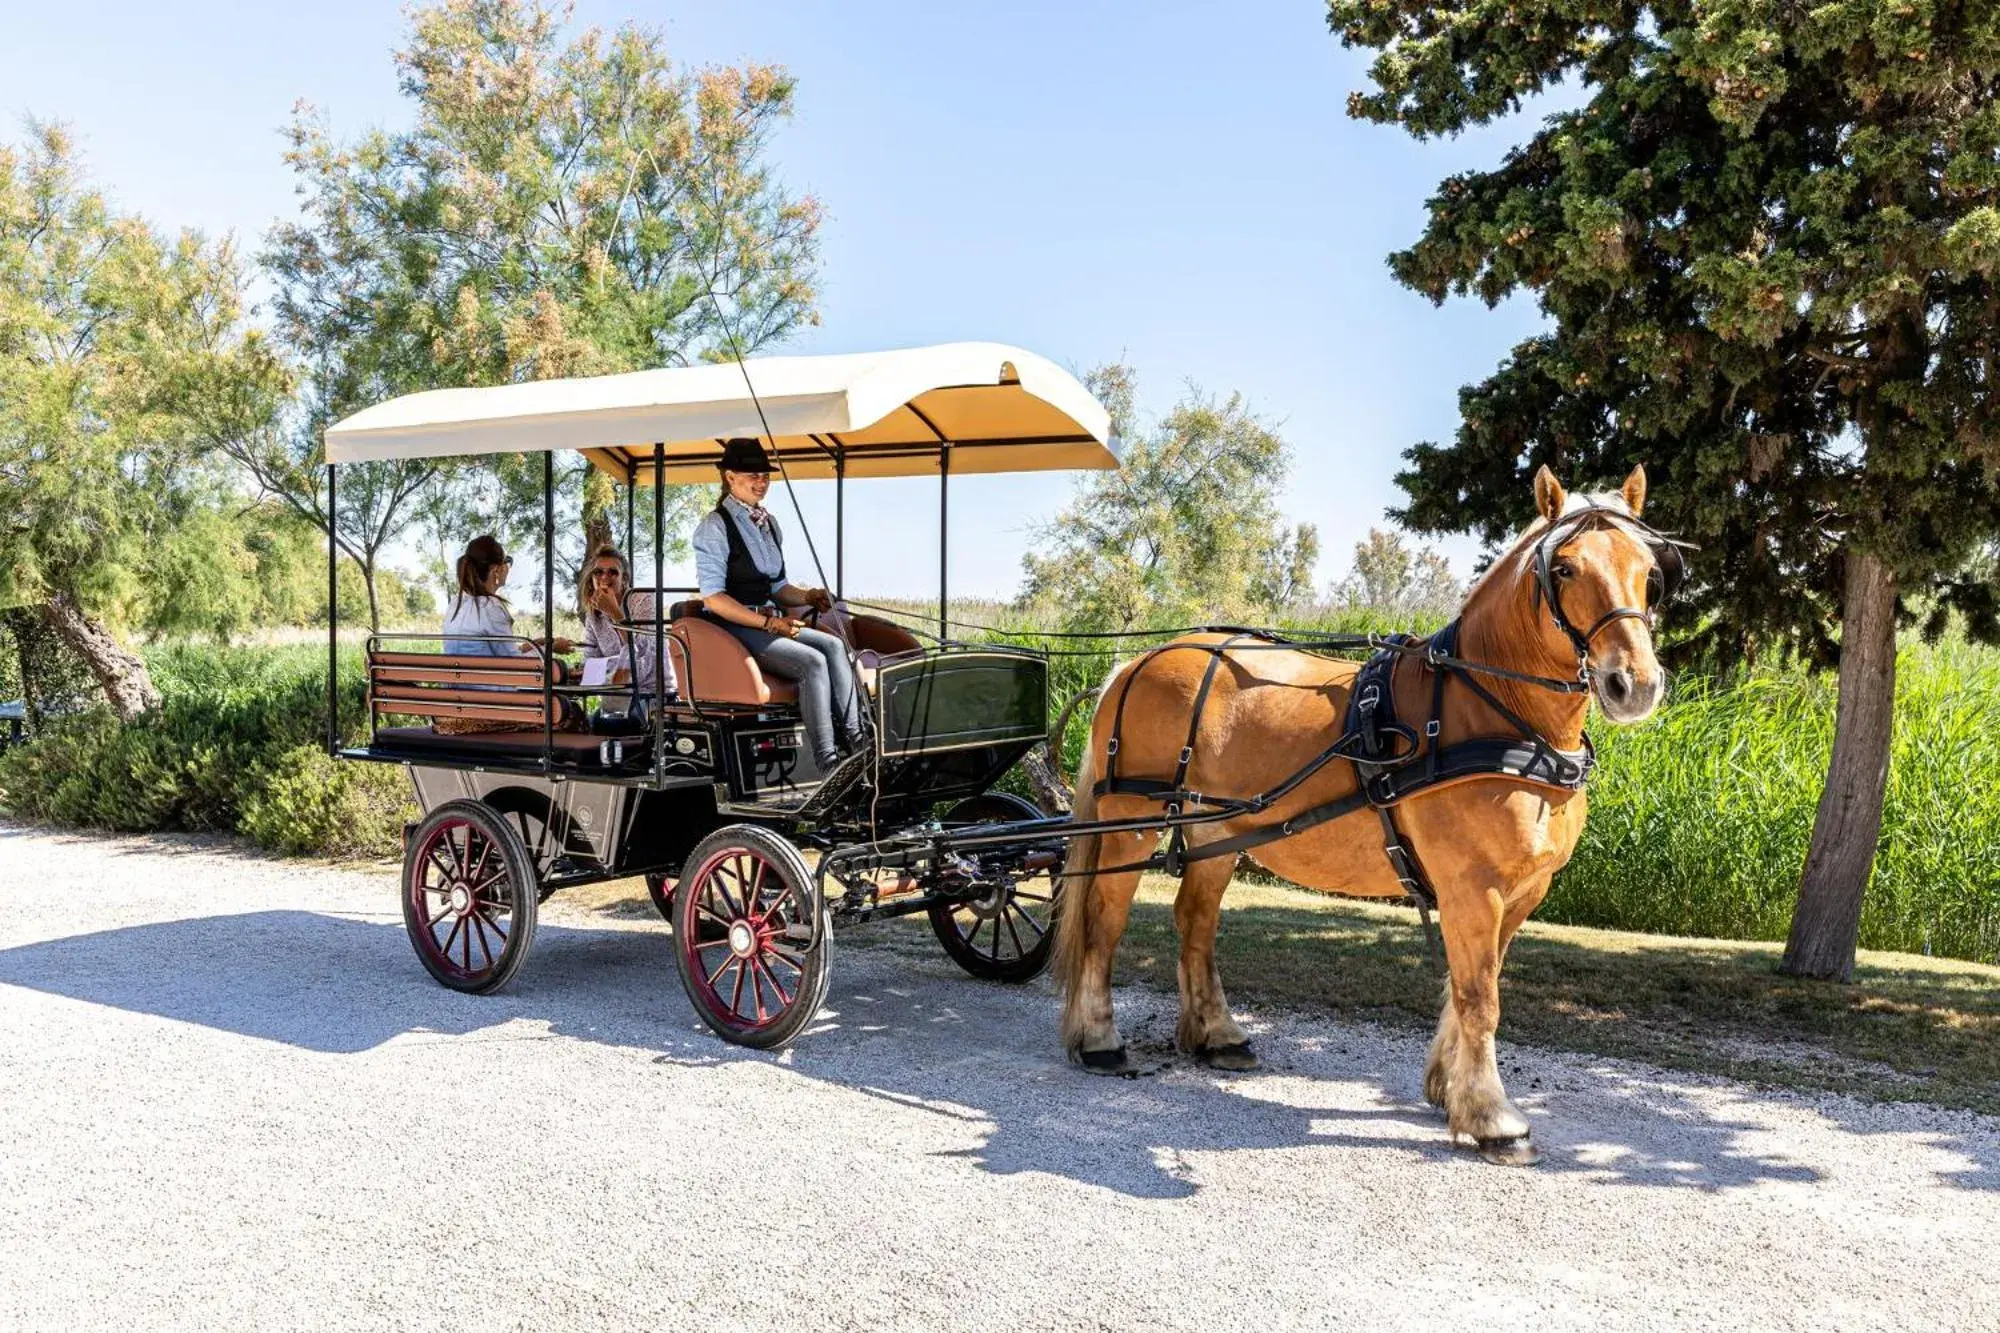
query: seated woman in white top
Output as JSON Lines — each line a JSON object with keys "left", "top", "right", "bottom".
{"left": 440, "top": 534, "right": 576, "bottom": 659}
{"left": 578, "top": 543, "right": 674, "bottom": 714}
{"left": 438, "top": 534, "right": 579, "bottom": 734}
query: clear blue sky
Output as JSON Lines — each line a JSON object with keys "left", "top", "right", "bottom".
{"left": 4, "top": 1, "right": 1549, "bottom": 598}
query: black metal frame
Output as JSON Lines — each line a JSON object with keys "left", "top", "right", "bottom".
{"left": 329, "top": 441, "right": 1065, "bottom": 890}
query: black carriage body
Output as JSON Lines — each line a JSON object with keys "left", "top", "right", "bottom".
{"left": 351, "top": 641, "right": 1054, "bottom": 888}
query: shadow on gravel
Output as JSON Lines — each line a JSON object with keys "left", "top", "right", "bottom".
{"left": 1, "top": 909, "right": 1988, "bottom": 1198}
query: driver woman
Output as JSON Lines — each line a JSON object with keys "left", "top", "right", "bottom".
{"left": 692, "top": 438, "right": 865, "bottom": 774}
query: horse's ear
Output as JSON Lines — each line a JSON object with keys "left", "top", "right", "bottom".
{"left": 1621, "top": 464, "right": 1647, "bottom": 518}
{"left": 1533, "top": 465, "right": 1567, "bottom": 522}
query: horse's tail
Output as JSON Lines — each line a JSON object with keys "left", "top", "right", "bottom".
{"left": 1056, "top": 655, "right": 1136, "bottom": 1054}
{"left": 1053, "top": 730, "right": 1100, "bottom": 1054}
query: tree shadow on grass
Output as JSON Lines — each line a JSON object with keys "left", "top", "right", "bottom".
{"left": 8, "top": 906, "right": 1987, "bottom": 1197}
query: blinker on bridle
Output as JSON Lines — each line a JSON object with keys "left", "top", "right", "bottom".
{"left": 1531, "top": 504, "right": 1694, "bottom": 673}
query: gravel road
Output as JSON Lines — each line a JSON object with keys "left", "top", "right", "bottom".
{"left": 1, "top": 818, "right": 1996, "bottom": 1332}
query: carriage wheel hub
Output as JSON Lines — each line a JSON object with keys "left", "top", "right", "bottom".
{"left": 448, "top": 885, "right": 471, "bottom": 915}
{"left": 728, "top": 921, "right": 757, "bottom": 958}
{"left": 967, "top": 885, "right": 1007, "bottom": 920}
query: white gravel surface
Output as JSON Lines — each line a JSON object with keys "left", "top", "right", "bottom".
{"left": 2, "top": 818, "right": 1997, "bottom": 1332}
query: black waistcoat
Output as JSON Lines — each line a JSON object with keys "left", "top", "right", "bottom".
{"left": 718, "top": 502, "right": 783, "bottom": 608}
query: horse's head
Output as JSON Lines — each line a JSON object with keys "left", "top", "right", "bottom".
{"left": 1525, "top": 464, "right": 1673, "bottom": 725}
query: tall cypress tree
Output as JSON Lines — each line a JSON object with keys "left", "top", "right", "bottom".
{"left": 1328, "top": 0, "right": 2000, "bottom": 979}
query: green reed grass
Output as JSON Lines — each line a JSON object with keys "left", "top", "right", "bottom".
{"left": 1555, "top": 639, "right": 2000, "bottom": 961}
{"left": 910, "top": 600, "right": 2000, "bottom": 964}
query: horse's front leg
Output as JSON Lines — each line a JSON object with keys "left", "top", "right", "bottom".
{"left": 1423, "top": 982, "right": 1458, "bottom": 1109}
{"left": 1424, "top": 872, "right": 1550, "bottom": 1111}
{"left": 1435, "top": 883, "right": 1538, "bottom": 1164}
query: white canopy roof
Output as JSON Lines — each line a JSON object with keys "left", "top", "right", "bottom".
{"left": 323, "top": 341, "right": 1116, "bottom": 483}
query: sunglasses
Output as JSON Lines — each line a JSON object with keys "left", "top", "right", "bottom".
{"left": 590, "top": 567, "right": 622, "bottom": 579}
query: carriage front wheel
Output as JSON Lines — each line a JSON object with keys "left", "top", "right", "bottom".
{"left": 927, "top": 792, "right": 1061, "bottom": 984}
{"left": 402, "top": 799, "right": 539, "bottom": 994}
{"left": 671, "top": 825, "right": 831, "bottom": 1050}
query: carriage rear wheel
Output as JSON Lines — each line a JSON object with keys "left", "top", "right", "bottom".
{"left": 672, "top": 825, "right": 831, "bottom": 1049}
{"left": 927, "top": 793, "right": 1061, "bottom": 984}
{"left": 402, "top": 800, "right": 538, "bottom": 994}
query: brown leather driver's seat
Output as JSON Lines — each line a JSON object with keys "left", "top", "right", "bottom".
{"left": 667, "top": 610, "right": 799, "bottom": 707}
{"left": 635, "top": 594, "right": 920, "bottom": 711}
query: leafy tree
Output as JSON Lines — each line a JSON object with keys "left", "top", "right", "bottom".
{"left": 1329, "top": 0, "right": 2000, "bottom": 980}
{"left": 223, "top": 0, "right": 821, "bottom": 629}
{"left": 1019, "top": 365, "right": 1320, "bottom": 630}
{"left": 0, "top": 123, "right": 278, "bottom": 718}
{"left": 1336, "top": 527, "right": 1462, "bottom": 620}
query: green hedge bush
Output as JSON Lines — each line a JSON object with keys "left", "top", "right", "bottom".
{"left": 0, "top": 641, "right": 412, "bottom": 859}
{"left": 239, "top": 744, "right": 410, "bottom": 857}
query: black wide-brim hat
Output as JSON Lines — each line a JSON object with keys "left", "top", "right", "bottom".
{"left": 716, "top": 438, "right": 775, "bottom": 473}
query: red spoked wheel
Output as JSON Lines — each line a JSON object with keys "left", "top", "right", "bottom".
{"left": 672, "top": 825, "right": 830, "bottom": 1050}
{"left": 927, "top": 792, "right": 1061, "bottom": 983}
{"left": 402, "top": 800, "right": 538, "bottom": 994}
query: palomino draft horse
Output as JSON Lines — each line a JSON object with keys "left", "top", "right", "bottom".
{"left": 1054, "top": 466, "right": 1674, "bottom": 1164}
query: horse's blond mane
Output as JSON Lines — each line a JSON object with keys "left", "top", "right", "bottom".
{"left": 1460, "top": 488, "right": 1633, "bottom": 610}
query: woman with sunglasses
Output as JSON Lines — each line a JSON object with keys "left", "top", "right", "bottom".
{"left": 435, "top": 534, "right": 578, "bottom": 735}
{"left": 579, "top": 543, "right": 674, "bottom": 712}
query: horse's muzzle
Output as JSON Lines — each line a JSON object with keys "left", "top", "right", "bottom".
{"left": 1595, "top": 665, "right": 1663, "bottom": 723}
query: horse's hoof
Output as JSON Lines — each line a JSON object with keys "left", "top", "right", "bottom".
{"left": 1196, "top": 1041, "right": 1259, "bottom": 1072}
{"left": 1475, "top": 1134, "right": 1542, "bottom": 1167}
{"left": 1077, "top": 1045, "right": 1129, "bottom": 1075}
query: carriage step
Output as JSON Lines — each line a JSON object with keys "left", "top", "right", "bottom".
{"left": 794, "top": 749, "right": 873, "bottom": 818}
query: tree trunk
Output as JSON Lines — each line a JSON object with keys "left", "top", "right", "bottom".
{"left": 39, "top": 592, "right": 160, "bottom": 721}
{"left": 1781, "top": 548, "right": 1897, "bottom": 982}
{"left": 582, "top": 513, "right": 614, "bottom": 616}
{"left": 361, "top": 555, "right": 382, "bottom": 633}
{"left": 1020, "top": 743, "right": 1073, "bottom": 816}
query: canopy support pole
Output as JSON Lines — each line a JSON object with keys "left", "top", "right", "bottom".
{"left": 543, "top": 451, "right": 555, "bottom": 776}
{"left": 835, "top": 449, "right": 846, "bottom": 598}
{"left": 625, "top": 467, "right": 635, "bottom": 556}
{"left": 326, "top": 464, "right": 337, "bottom": 757}
{"left": 653, "top": 446, "right": 666, "bottom": 783}
{"left": 938, "top": 444, "right": 951, "bottom": 641}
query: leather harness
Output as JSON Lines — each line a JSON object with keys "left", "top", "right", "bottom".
{"left": 1082, "top": 504, "right": 1689, "bottom": 920}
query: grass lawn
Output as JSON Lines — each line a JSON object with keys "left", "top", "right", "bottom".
{"left": 576, "top": 870, "right": 2000, "bottom": 1116}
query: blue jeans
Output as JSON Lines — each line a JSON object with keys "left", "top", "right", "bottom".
{"left": 726, "top": 623, "right": 864, "bottom": 763}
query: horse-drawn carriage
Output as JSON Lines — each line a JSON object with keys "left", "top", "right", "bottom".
{"left": 326, "top": 343, "right": 1107, "bottom": 1047}
{"left": 328, "top": 340, "right": 1685, "bottom": 1162}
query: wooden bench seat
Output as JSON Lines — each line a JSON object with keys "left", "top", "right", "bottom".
{"left": 366, "top": 649, "right": 568, "bottom": 730}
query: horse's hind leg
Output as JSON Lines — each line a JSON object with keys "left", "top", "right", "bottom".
{"left": 1172, "top": 854, "right": 1256, "bottom": 1070}
{"left": 1064, "top": 838, "right": 1148, "bottom": 1074}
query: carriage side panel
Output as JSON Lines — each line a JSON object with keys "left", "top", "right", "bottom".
{"left": 875, "top": 650, "right": 1046, "bottom": 758}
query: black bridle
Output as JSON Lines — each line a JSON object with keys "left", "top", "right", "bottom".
{"left": 1530, "top": 503, "right": 1693, "bottom": 668}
